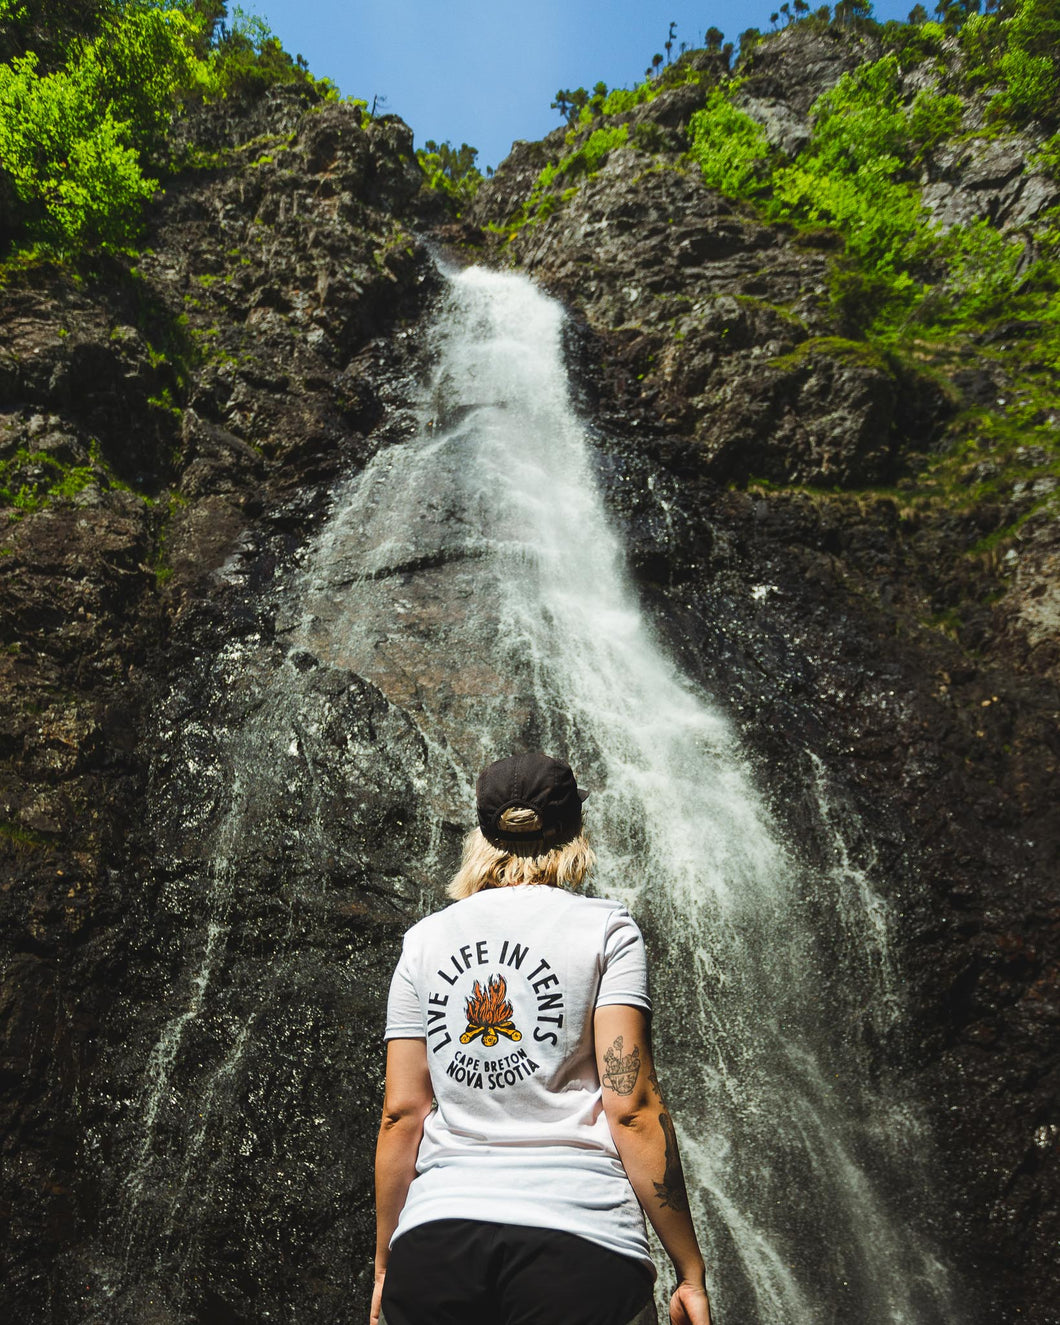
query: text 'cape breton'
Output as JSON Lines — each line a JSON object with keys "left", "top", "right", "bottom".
{"left": 384, "top": 884, "right": 654, "bottom": 1273}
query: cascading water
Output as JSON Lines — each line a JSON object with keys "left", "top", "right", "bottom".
{"left": 94, "top": 265, "right": 959, "bottom": 1323}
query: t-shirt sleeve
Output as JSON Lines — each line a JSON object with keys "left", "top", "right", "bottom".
{"left": 596, "top": 906, "right": 652, "bottom": 1013}
{"left": 384, "top": 938, "right": 424, "bottom": 1040}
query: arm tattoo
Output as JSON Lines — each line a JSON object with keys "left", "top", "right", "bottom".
{"left": 653, "top": 1111, "right": 690, "bottom": 1212}
{"left": 648, "top": 1062, "right": 662, "bottom": 1099}
{"left": 602, "top": 1035, "right": 641, "bottom": 1095}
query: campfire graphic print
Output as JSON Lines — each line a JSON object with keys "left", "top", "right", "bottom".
{"left": 460, "top": 973, "right": 523, "bottom": 1047}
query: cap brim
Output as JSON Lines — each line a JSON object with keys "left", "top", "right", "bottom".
{"left": 577, "top": 787, "right": 590, "bottom": 801}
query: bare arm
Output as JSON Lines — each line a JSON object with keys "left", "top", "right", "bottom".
{"left": 373, "top": 1037, "right": 433, "bottom": 1325}
{"left": 594, "top": 1004, "right": 713, "bottom": 1325}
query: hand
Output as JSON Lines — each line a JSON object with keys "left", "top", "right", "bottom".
{"left": 670, "top": 1280, "right": 712, "bottom": 1325}
{"left": 370, "top": 1267, "right": 385, "bottom": 1325}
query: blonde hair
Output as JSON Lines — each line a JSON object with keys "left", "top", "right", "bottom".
{"left": 447, "top": 806, "right": 596, "bottom": 899}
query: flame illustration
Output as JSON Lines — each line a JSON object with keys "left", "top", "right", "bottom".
{"left": 460, "top": 973, "right": 522, "bottom": 1047}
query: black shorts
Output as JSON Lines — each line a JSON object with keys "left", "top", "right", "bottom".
{"left": 380, "top": 1217, "right": 657, "bottom": 1325}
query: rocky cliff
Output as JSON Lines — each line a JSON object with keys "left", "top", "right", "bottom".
{"left": 0, "top": 19, "right": 1057, "bottom": 1325}
{"left": 0, "top": 83, "right": 440, "bottom": 1319}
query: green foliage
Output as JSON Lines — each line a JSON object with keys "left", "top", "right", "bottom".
{"left": 206, "top": 6, "right": 337, "bottom": 100}
{"left": 935, "top": 1, "right": 1060, "bottom": 126}
{"left": 529, "top": 6, "right": 1060, "bottom": 537}
{"left": 772, "top": 159, "right": 929, "bottom": 281}
{"left": 417, "top": 139, "right": 486, "bottom": 207}
{"left": 688, "top": 90, "right": 771, "bottom": 195}
{"left": 597, "top": 60, "right": 704, "bottom": 119}
{"left": 991, "top": 0, "right": 1060, "bottom": 125}
{"left": 1030, "top": 130, "right": 1060, "bottom": 176}
{"left": 738, "top": 27, "right": 763, "bottom": 54}
{"left": 87, "top": 4, "right": 202, "bottom": 150}
{"left": 755, "top": 58, "right": 966, "bottom": 286}
{"left": 808, "top": 55, "right": 960, "bottom": 170}
{"left": 0, "top": 3, "right": 344, "bottom": 254}
{"left": 0, "top": 49, "right": 155, "bottom": 248}
{"left": 0, "top": 0, "right": 110, "bottom": 68}
{"left": 536, "top": 125, "right": 628, "bottom": 194}
{"left": 686, "top": 47, "right": 1058, "bottom": 342}
{"left": 0, "top": 447, "right": 99, "bottom": 514}
{"left": 931, "top": 220, "right": 1028, "bottom": 320}
{"left": 0, "top": 819, "right": 51, "bottom": 850}
{"left": 907, "top": 87, "right": 964, "bottom": 148}
{"left": 676, "top": 22, "right": 1060, "bottom": 534}
{"left": 573, "top": 81, "right": 610, "bottom": 126}
{"left": 551, "top": 86, "right": 589, "bottom": 125}
{"left": 768, "top": 334, "right": 894, "bottom": 374}
{"left": 0, "top": 5, "right": 206, "bottom": 250}
{"left": 631, "top": 121, "right": 669, "bottom": 152}
{"left": 828, "top": 259, "right": 908, "bottom": 336}
{"left": 601, "top": 79, "right": 653, "bottom": 115}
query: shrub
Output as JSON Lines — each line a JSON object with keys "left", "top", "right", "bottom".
{"left": 688, "top": 90, "right": 770, "bottom": 195}
{"left": 81, "top": 5, "right": 202, "bottom": 151}
{"left": 1030, "top": 130, "right": 1060, "bottom": 176}
{"left": 0, "top": 0, "right": 110, "bottom": 69}
{"left": 988, "top": 0, "right": 1060, "bottom": 125}
{"left": 0, "top": 3, "right": 342, "bottom": 253}
{"left": 0, "top": 49, "right": 158, "bottom": 248}
{"left": 935, "top": 220, "right": 1028, "bottom": 320}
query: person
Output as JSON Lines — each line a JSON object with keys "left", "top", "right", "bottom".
{"left": 372, "top": 752, "right": 714, "bottom": 1325}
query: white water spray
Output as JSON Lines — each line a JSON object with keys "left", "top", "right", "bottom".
{"left": 292, "top": 266, "right": 956, "bottom": 1323}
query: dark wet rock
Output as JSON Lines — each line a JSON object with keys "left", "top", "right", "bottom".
{"left": 472, "top": 127, "right": 569, "bottom": 233}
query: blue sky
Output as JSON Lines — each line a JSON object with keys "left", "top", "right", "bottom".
{"left": 250, "top": 1, "right": 921, "bottom": 170}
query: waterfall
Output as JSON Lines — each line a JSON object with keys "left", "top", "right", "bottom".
{"left": 97, "top": 265, "right": 958, "bottom": 1323}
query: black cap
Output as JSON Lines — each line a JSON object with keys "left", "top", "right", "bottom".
{"left": 476, "top": 753, "right": 589, "bottom": 846}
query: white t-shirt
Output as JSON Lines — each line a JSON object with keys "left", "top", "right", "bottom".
{"left": 384, "top": 884, "right": 654, "bottom": 1272}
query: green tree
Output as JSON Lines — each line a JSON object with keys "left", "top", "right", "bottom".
{"left": 834, "top": 0, "right": 875, "bottom": 23}
{"left": 417, "top": 139, "right": 485, "bottom": 207}
{"left": 207, "top": 6, "right": 333, "bottom": 98}
{"left": 551, "top": 88, "right": 572, "bottom": 121}
{"left": 85, "top": 5, "right": 201, "bottom": 151}
{"left": 0, "top": 0, "right": 109, "bottom": 68}
{"left": 0, "top": 5, "right": 206, "bottom": 250}
{"left": 585, "top": 80, "right": 609, "bottom": 119}
{"left": 935, "top": 0, "right": 981, "bottom": 26}
{"left": 990, "top": 0, "right": 1060, "bottom": 123}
